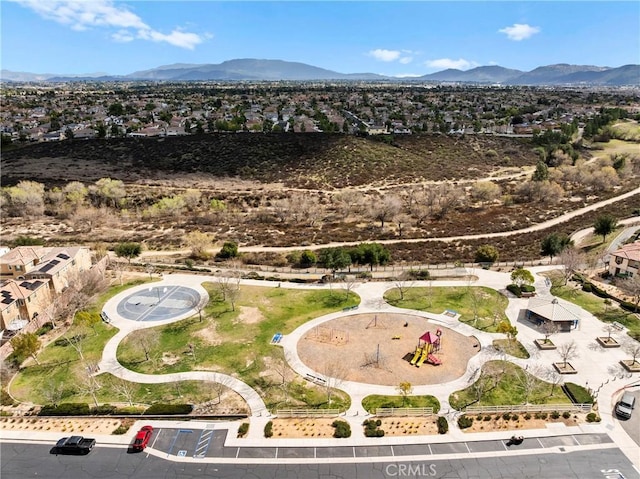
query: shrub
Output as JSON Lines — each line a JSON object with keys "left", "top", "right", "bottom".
{"left": 511, "top": 414, "right": 519, "bottom": 421}
{"left": 476, "top": 414, "right": 483, "bottom": 421}
{"left": 506, "top": 284, "right": 522, "bottom": 297}
{"left": 483, "top": 415, "right": 491, "bottom": 421}
{"left": 582, "top": 283, "right": 592, "bottom": 293}
{"left": 91, "top": 404, "right": 117, "bottom": 415}
{"left": 524, "top": 413, "right": 531, "bottom": 420}
{"left": 264, "top": 421, "right": 273, "bottom": 438}
{"left": 586, "top": 412, "right": 601, "bottom": 423}
{"left": 520, "top": 284, "right": 535, "bottom": 293}
{"left": 39, "top": 403, "right": 90, "bottom": 416}
{"left": 407, "top": 269, "right": 431, "bottom": 280}
{"left": 457, "top": 416, "right": 473, "bottom": 429}
{"left": 35, "top": 323, "right": 54, "bottom": 336}
{"left": 143, "top": 403, "right": 193, "bottom": 415}
{"left": 363, "top": 419, "right": 384, "bottom": 437}
{"left": 437, "top": 416, "right": 448, "bottom": 434}
{"left": 562, "top": 411, "right": 571, "bottom": 419}
{"left": 112, "top": 425, "right": 131, "bottom": 435}
{"left": 539, "top": 412, "right": 548, "bottom": 420}
{"left": 550, "top": 411, "right": 560, "bottom": 419}
{"left": 502, "top": 412, "right": 511, "bottom": 420}
{"left": 331, "top": 420, "right": 351, "bottom": 438}
{"left": 356, "top": 271, "right": 372, "bottom": 279}
{"left": 237, "top": 423, "right": 249, "bottom": 438}
{"left": 217, "top": 241, "right": 239, "bottom": 259}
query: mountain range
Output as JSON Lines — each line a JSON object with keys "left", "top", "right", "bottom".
{"left": 2, "top": 59, "right": 638, "bottom": 86}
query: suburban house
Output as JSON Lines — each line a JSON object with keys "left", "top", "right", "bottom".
{"left": 525, "top": 297, "right": 582, "bottom": 331}
{"left": 608, "top": 241, "right": 640, "bottom": 278}
{"left": 0, "top": 278, "right": 53, "bottom": 339}
{"left": 1, "top": 246, "right": 92, "bottom": 294}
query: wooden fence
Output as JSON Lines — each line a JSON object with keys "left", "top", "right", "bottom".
{"left": 375, "top": 407, "right": 434, "bottom": 417}
{"left": 463, "top": 403, "right": 592, "bottom": 415}
{"left": 276, "top": 408, "right": 342, "bottom": 418}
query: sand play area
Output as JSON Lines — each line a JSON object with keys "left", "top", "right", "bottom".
{"left": 297, "top": 313, "right": 480, "bottom": 386}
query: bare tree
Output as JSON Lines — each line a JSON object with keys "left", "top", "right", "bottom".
{"left": 76, "top": 364, "right": 101, "bottom": 407}
{"left": 515, "top": 364, "right": 543, "bottom": 403}
{"left": 617, "top": 274, "right": 640, "bottom": 312}
{"left": 113, "top": 377, "right": 137, "bottom": 406}
{"left": 369, "top": 194, "right": 402, "bottom": 228}
{"left": 216, "top": 273, "right": 241, "bottom": 312}
{"left": 623, "top": 341, "right": 640, "bottom": 366}
{"left": 136, "top": 329, "right": 160, "bottom": 361}
{"left": 557, "top": 341, "right": 578, "bottom": 368}
{"left": 545, "top": 367, "right": 564, "bottom": 397}
{"left": 559, "top": 247, "right": 585, "bottom": 285}
{"left": 393, "top": 277, "right": 414, "bottom": 301}
{"left": 341, "top": 277, "right": 359, "bottom": 300}
{"left": 603, "top": 324, "right": 617, "bottom": 340}
{"left": 321, "top": 360, "right": 348, "bottom": 406}
{"left": 539, "top": 321, "right": 559, "bottom": 344}
{"left": 145, "top": 263, "right": 156, "bottom": 280}
{"left": 395, "top": 213, "right": 412, "bottom": 237}
{"left": 110, "top": 260, "right": 126, "bottom": 286}
{"left": 272, "top": 357, "right": 292, "bottom": 405}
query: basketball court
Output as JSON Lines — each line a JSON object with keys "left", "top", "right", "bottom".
{"left": 116, "top": 285, "right": 202, "bottom": 322}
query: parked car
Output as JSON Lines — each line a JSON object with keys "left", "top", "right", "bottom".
{"left": 55, "top": 436, "right": 95, "bottom": 454}
{"left": 132, "top": 425, "right": 154, "bottom": 451}
{"left": 615, "top": 392, "right": 636, "bottom": 419}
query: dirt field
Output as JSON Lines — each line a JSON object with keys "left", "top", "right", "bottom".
{"left": 297, "top": 313, "right": 480, "bottom": 386}
{"left": 0, "top": 417, "right": 124, "bottom": 435}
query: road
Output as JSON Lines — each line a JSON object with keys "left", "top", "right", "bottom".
{"left": 1, "top": 442, "right": 637, "bottom": 479}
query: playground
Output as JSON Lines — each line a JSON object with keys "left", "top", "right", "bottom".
{"left": 297, "top": 313, "right": 480, "bottom": 386}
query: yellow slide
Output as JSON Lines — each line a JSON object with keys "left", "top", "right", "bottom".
{"left": 410, "top": 347, "right": 423, "bottom": 365}
{"left": 415, "top": 347, "right": 429, "bottom": 367}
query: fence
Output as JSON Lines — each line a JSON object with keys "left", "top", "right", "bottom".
{"left": 462, "top": 403, "right": 592, "bottom": 415}
{"left": 276, "top": 408, "right": 342, "bottom": 418}
{"left": 374, "top": 407, "right": 434, "bottom": 417}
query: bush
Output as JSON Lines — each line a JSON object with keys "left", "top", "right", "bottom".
{"left": 356, "top": 271, "right": 372, "bottom": 279}
{"left": 551, "top": 411, "right": 560, "bottom": 419}
{"left": 437, "top": 416, "right": 448, "bottom": 434}
{"left": 91, "top": 404, "right": 117, "bottom": 415}
{"left": 363, "top": 419, "right": 384, "bottom": 437}
{"left": 539, "top": 412, "right": 548, "bottom": 420}
{"left": 524, "top": 413, "right": 532, "bottom": 420}
{"left": 563, "top": 383, "right": 594, "bottom": 404}
{"left": 217, "top": 241, "right": 239, "bottom": 259}
{"left": 511, "top": 414, "right": 519, "bottom": 421}
{"left": 582, "top": 283, "right": 592, "bottom": 292}
{"left": 502, "top": 412, "right": 511, "bottom": 420}
{"left": 506, "top": 284, "right": 522, "bottom": 297}
{"left": 331, "top": 420, "right": 351, "bottom": 438}
{"left": 457, "top": 416, "right": 473, "bottom": 429}
{"left": 586, "top": 412, "right": 601, "bottom": 423}
{"left": 35, "top": 323, "right": 54, "bottom": 336}
{"left": 407, "top": 269, "right": 431, "bottom": 280}
{"left": 483, "top": 415, "right": 491, "bottom": 421}
{"left": 237, "top": 423, "right": 249, "bottom": 438}
{"left": 143, "top": 403, "right": 193, "bottom": 415}
{"left": 264, "top": 420, "right": 273, "bottom": 438}
{"left": 39, "top": 403, "right": 91, "bottom": 416}
{"left": 562, "top": 411, "right": 571, "bottom": 419}
{"left": 520, "top": 284, "right": 535, "bottom": 293}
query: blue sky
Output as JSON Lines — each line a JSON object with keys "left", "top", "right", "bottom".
{"left": 2, "top": 1, "right": 639, "bottom": 76}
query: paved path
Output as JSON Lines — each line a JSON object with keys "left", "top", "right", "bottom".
{"left": 95, "top": 269, "right": 640, "bottom": 468}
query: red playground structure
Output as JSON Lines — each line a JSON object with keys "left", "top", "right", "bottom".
{"left": 409, "top": 328, "right": 442, "bottom": 367}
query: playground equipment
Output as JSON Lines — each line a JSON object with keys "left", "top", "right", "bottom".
{"left": 409, "top": 329, "right": 443, "bottom": 368}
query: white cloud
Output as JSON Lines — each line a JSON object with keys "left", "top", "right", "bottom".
{"left": 425, "top": 58, "right": 478, "bottom": 70}
{"left": 369, "top": 49, "right": 402, "bottom": 62}
{"left": 399, "top": 57, "right": 413, "bottom": 65}
{"left": 10, "top": 0, "right": 205, "bottom": 49}
{"left": 498, "top": 23, "right": 540, "bottom": 41}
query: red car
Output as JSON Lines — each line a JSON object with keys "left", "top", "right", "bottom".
{"left": 132, "top": 425, "right": 153, "bottom": 451}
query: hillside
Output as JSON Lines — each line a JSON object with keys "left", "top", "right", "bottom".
{"left": 1, "top": 133, "right": 536, "bottom": 189}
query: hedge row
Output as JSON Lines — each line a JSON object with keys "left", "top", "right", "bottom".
{"left": 506, "top": 284, "right": 536, "bottom": 297}
{"left": 38, "top": 403, "right": 192, "bottom": 416}
{"left": 563, "top": 382, "right": 594, "bottom": 404}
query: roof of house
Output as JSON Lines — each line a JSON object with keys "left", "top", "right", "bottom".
{"left": 25, "top": 247, "right": 85, "bottom": 277}
{"left": 526, "top": 297, "right": 582, "bottom": 322}
{"left": 610, "top": 241, "right": 640, "bottom": 262}
{"left": 0, "top": 247, "right": 45, "bottom": 266}
{"left": 0, "top": 278, "right": 48, "bottom": 312}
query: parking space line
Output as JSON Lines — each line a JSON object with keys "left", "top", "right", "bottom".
{"left": 194, "top": 429, "right": 214, "bottom": 458}
{"left": 147, "top": 428, "right": 162, "bottom": 458}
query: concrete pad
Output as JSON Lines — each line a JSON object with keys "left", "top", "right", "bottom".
{"left": 574, "top": 433, "right": 613, "bottom": 445}
{"left": 538, "top": 435, "right": 580, "bottom": 448}
{"left": 354, "top": 445, "right": 393, "bottom": 457}
{"left": 315, "top": 446, "right": 354, "bottom": 458}
{"left": 237, "top": 447, "right": 277, "bottom": 458}
{"left": 392, "top": 444, "right": 432, "bottom": 456}
{"left": 277, "top": 447, "right": 316, "bottom": 458}
{"left": 430, "top": 442, "right": 469, "bottom": 455}
{"left": 466, "top": 440, "right": 507, "bottom": 453}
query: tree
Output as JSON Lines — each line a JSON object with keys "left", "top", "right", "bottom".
{"left": 510, "top": 268, "right": 534, "bottom": 287}
{"left": 557, "top": 341, "right": 578, "bottom": 368}
{"left": 369, "top": 194, "right": 402, "bottom": 228}
{"left": 532, "top": 160, "right": 549, "bottom": 181}
{"left": 4, "top": 180, "right": 45, "bottom": 217}
{"left": 319, "top": 248, "right": 351, "bottom": 276}
{"left": 113, "top": 378, "right": 136, "bottom": 406}
{"left": 623, "top": 341, "right": 640, "bottom": 366}
{"left": 185, "top": 230, "right": 212, "bottom": 260}
{"left": 540, "top": 321, "right": 558, "bottom": 344}
{"left": 217, "top": 241, "right": 239, "bottom": 259}
{"left": 497, "top": 320, "right": 518, "bottom": 343}
{"left": 540, "top": 232, "right": 572, "bottom": 263}
{"left": 617, "top": 274, "right": 640, "bottom": 312}
{"left": 475, "top": 244, "right": 499, "bottom": 264}
{"left": 40, "top": 379, "right": 64, "bottom": 407}
{"left": 114, "top": 242, "right": 142, "bottom": 264}
{"left": 351, "top": 243, "right": 390, "bottom": 271}
{"left": 75, "top": 311, "right": 100, "bottom": 335}
{"left": 299, "top": 250, "right": 317, "bottom": 268}
{"left": 393, "top": 277, "right": 414, "bottom": 301}
{"left": 91, "top": 178, "right": 126, "bottom": 208}
{"left": 397, "top": 381, "right": 413, "bottom": 406}
{"left": 471, "top": 181, "right": 501, "bottom": 205}
{"left": 136, "top": 329, "right": 160, "bottom": 361}
{"left": 593, "top": 214, "right": 617, "bottom": 243}
{"left": 10, "top": 333, "right": 41, "bottom": 365}
{"left": 559, "top": 247, "right": 585, "bottom": 285}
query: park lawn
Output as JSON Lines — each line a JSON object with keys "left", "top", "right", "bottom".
{"left": 10, "top": 321, "right": 118, "bottom": 404}
{"left": 550, "top": 280, "right": 640, "bottom": 339}
{"left": 362, "top": 394, "right": 440, "bottom": 413}
{"left": 385, "top": 286, "right": 509, "bottom": 332}
{"left": 117, "top": 284, "right": 359, "bottom": 380}
{"left": 492, "top": 339, "right": 530, "bottom": 359}
{"left": 448, "top": 361, "right": 571, "bottom": 410}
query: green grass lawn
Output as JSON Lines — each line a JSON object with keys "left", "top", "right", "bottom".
{"left": 549, "top": 277, "right": 640, "bottom": 339}
{"left": 384, "top": 286, "right": 509, "bottom": 332}
{"left": 492, "top": 339, "right": 530, "bottom": 359}
{"left": 448, "top": 361, "right": 571, "bottom": 410}
{"left": 117, "top": 284, "right": 359, "bottom": 410}
{"left": 362, "top": 394, "right": 440, "bottom": 413}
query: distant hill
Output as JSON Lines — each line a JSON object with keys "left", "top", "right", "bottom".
{"left": 2, "top": 59, "right": 638, "bottom": 85}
